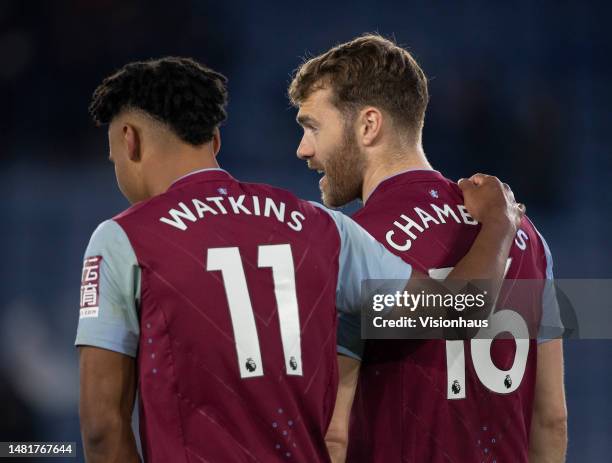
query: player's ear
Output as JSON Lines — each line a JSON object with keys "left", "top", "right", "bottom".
{"left": 358, "top": 107, "right": 383, "bottom": 147}
{"left": 211, "top": 127, "right": 221, "bottom": 157}
{"left": 123, "top": 124, "right": 142, "bottom": 163}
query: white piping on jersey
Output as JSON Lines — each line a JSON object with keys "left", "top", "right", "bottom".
{"left": 364, "top": 168, "right": 440, "bottom": 204}
{"left": 169, "top": 168, "right": 229, "bottom": 187}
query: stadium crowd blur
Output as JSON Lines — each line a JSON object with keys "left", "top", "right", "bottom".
{"left": 1, "top": 1, "right": 610, "bottom": 461}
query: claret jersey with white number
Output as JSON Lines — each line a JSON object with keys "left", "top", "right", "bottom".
{"left": 75, "top": 168, "right": 412, "bottom": 463}
{"left": 341, "top": 169, "right": 561, "bottom": 463}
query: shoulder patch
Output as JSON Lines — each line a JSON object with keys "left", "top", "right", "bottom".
{"left": 80, "top": 256, "right": 103, "bottom": 318}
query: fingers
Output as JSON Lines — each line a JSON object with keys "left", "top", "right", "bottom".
{"left": 514, "top": 202, "right": 527, "bottom": 226}
{"left": 457, "top": 177, "right": 476, "bottom": 193}
{"left": 459, "top": 173, "right": 526, "bottom": 229}
{"left": 460, "top": 174, "right": 508, "bottom": 193}
{"left": 460, "top": 173, "right": 523, "bottom": 208}
{"left": 468, "top": 173, "right": 490, "bottom": 186}
{"left": 461, "top": 173, "right": 501, "bottom": 188}
{"left": 502, "top": 181, "right": 517, "bottom": 203}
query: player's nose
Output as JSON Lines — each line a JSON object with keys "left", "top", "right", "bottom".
{"left": 296, "top": 137, "right": 314, "bottom": 160}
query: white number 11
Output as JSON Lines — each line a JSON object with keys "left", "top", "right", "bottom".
{"left": 207, "top": 245, "right": 302, "bottom": 379}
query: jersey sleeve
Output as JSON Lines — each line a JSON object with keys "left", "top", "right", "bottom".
{"left": 74, "top": 219, "right": 141, "bottom": 357}
{"left": 537, "top": 233, "right": 564, "bottom": 343}
{"left": 312, "top": 203, "right": 413, "bottom": 360}
{"left": 312, "top": 203, "right": 413, "bottom": 313}
{"left": 336, "top": 312, "right": 364, "bottom": 360}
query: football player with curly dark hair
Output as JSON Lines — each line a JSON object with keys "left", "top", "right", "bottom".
{"left": 88, "top": 57, "right": 228, "bottom": 203}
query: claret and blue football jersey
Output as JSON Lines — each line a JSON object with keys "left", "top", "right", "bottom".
{"left": 75, "top": 168, "right": 412, "bottom": 463}
{"left": 341, "top": 169, "right": 561, "bottom": 463}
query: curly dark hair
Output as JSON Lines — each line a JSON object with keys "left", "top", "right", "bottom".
{"left": 289, "top": 34, "right": 428, "bottom": 134}
{"left": 89, "top": 57, "right": 228, "bottom": 145}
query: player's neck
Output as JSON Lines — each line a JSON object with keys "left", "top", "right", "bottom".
{"left": 361, "top": 146, "right": 432, "bottom": 203}
{"left": 146, "top": 149, "right": 220, "bottom": 198}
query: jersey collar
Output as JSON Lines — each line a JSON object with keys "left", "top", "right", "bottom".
{"left": 364, "top": 168, "right": 445, "bottom": 204}
{"left": 168, "top": 168, "right": 233, "bottom": 190}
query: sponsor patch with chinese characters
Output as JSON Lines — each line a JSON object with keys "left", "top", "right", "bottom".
{"left": 80, "top": 256, "right": 102, "bottom": 318}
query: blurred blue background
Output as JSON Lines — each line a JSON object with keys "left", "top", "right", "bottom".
{"left": 0, "top": 0, "right": 610, "bottom": 461}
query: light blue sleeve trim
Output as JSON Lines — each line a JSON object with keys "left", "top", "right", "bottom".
{"left": 75, "top": 333, "right": 138, "bottom": 357}
{"left": 310, "top": 202, "right": 412, "bottom": 315}
{"left": 74, "top": 220, "right": 141, "bottom": 358}
{"left": 536, "top": 232, "right": 563, "bottom": 343}
{"left": 336, "top": 312, "right": 364, "bottom": 361}
{"left": 337, "top": 345, "right": 363, "bottom": 361}
{"left": 540, "top": 233, "right": 554, "bottom": 281}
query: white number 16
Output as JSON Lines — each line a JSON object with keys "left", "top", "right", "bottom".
{"left": 429, "top": 263, "right": 530, "bottom": 399}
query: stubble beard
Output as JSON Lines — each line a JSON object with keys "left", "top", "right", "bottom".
{"left": 320, "top": 127, "right": 366, "bottom": 208}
